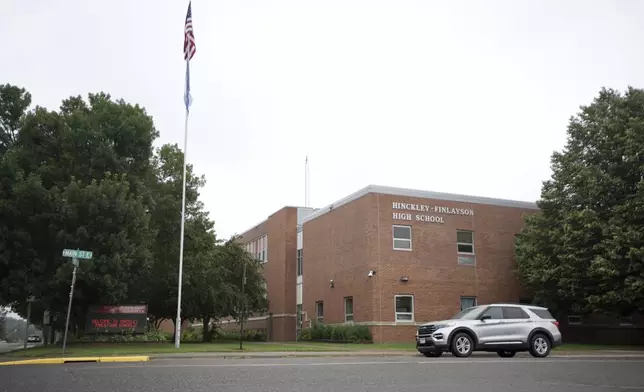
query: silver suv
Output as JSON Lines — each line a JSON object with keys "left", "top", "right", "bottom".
{"left": 416, "top": 303, "right": 562, "bottom": 358}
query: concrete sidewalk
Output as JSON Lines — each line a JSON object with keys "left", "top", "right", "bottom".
{"left": 149, "top": 349, "right": 644, "bottom": 360}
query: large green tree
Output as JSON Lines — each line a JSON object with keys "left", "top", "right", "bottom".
{"left": 0, "top": 84, "right": 31, "bottom": 155}
{"left": 0, "top": 86, "right": 158, "bottom": 328}
{"left": 516, "top": 87, "right": 644, "bottom": 317}
{"left": 145, "top": 143, "right": 212, "bottom": 331}
{"left": 0, "top": 83, "right": 266, "bottom": 340}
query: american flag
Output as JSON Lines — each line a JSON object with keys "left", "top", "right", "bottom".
{"left": 184, "top": 2, "right": 196, "bottom": 61}
{"left": 183, "top": 2, "right": 195, "bottom": 111}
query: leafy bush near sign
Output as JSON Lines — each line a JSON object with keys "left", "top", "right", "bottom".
{"left": 298, "top": 323, "right": 373, "bottom": 343}
{"left": 69, "top": 329, "right": 172, "bottom": 343}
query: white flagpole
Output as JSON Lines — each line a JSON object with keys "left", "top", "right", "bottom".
{"left": 175, "top": 59, "right": 190, "bottom": 349}
{"left": 305, "top": 155, "right": 310, "bottom": 208}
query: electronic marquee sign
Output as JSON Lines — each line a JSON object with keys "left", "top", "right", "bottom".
{"left": 85, "top": 305, "right": 148, "bottom": 334}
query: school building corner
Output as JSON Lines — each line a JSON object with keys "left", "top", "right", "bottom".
{"left": 220, "top": 184, "right": 539, "bottom": 343}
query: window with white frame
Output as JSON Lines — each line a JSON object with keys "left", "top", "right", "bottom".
{"left": 250, "top": 235, "right": 268, "bottom": 263}
{"left": 393, "top": 225, "right": 412, "bottom": 250}
{"left": 296, "top": 249, "right": 303, "bottom": 276}
{"left": 460, "top": 296, "right": 477, "bottom": 310}
{"left": 457, "top": 230, "right": 475, "bottom": 265}
{"left": 315, "top": 301, "right": 324, "bottom": 324}
{"left": 457, "top": 230, "right": 474, "bottom": 253}
{"left": 344, "top": 297, "right": 354, "bottom": 322}
{"left": 395, "top": 295, "right": 414, "bottom": 321}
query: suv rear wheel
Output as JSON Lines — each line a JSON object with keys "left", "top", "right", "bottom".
{"left": 450, "top": 332, "right": 474, "bottom": 357}
{"left": 529, "top": 333, "right": 551, "bottom": 358}
{"left": 497, "top": 350, "right": 516, "bottom": 358}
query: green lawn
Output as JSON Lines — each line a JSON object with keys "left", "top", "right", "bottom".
{"left": 3, "top": 341, "right": 642, "bottom": 358}
{"left": 3, "top": 341, "right": 412, "bottom": 358}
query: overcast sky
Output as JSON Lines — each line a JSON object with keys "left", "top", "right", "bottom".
{"left": 2, "top": 0, "right": 643, "bottom": 239}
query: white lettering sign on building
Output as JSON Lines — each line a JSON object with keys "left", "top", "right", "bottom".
{"left": 391, "top": 201, "right": 474, "bottom": 224}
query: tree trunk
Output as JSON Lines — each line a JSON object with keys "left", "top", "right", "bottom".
{"left": 202, "top": 316, "right": 210, "bottom": 342}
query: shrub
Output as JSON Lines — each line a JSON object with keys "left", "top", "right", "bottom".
{"left": 71, "top": 329, "right": 172, "bottom": 343}
{"left": 299, "top": 324, "right": 372, "bottom": 343}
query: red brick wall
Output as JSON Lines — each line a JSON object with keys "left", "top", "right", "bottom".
{"left": 239, "top": 207, "right": 298, "bottom": 340}
{"left": 302, "top": 191, "right": 537, "bottom": 343}
{"left": 302, "top": 194, "right": 379, "bottom": 326}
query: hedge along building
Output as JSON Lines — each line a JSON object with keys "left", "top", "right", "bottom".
{"left": 300, "top": 185, "right": 538, "bottom": 343}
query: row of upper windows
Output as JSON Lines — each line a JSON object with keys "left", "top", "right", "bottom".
{"left": 393, "top": 226, "right": 476, "bottom": 265}
{"left": 244, "top": 234, "right": 268, "bottom": 263}
{"left": 295, "top": 228, "right": 473, "bottom": 276}
{"left": 311, "top": 296, "right": 478, "bottom": 324}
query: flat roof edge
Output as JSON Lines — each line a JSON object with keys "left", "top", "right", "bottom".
{"left": 301, "top": 184, "right": 539, "bottom": 224}
{"left": 237, "top": 206, "right": 317, "bottom": 240}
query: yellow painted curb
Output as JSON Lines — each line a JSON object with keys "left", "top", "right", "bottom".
{"left": 99, "top": 356, "right": 150, "bottom": 363}
{"left": 0, "top": 356, "right": 149, "bottom": 366}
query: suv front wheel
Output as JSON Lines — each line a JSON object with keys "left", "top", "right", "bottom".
{"left": 529, "top": 333, "right": 551, "bottom": 358}
{"left": 451, "top": 332, "right": 474, "bottom": 357}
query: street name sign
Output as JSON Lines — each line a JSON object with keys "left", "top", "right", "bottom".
{"left": 62, "top": 249, "right": 93, "bottom": 259}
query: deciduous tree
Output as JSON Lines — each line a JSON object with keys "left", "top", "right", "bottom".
{"left": 516, "top": 87, "right": 644, "bottom": 317}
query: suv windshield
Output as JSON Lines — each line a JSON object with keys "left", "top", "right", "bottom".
{"left": 451, "top": 306, "right": 485, "bottom": 320}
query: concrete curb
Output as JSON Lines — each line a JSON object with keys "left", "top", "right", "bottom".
{"left": 151, "top": 351, "right": 413, "bottom": 360}
{"left": 0, "top": 356, "right": 150, "bottom": 366}
{"left": 149, "top": 350, "right": 644, "bottom": 360}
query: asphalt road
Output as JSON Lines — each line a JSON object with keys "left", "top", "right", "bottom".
{"left": 2, "top": 355, "right": 644, "bottom": 392}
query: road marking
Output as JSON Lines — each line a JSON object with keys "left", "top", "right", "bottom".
{"left": 539, "top": 380, "right": 644, "bottom": 390}
{"left": 68, "top": 357, "right": 644, "bottom": 371}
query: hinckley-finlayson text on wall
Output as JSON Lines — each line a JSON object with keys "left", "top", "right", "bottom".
{"left": 391, "top": 201, "right": 475, "bottom": 224}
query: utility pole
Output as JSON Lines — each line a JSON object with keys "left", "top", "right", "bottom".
{"left": 239, "top": 260, "right": 247, "bottom": 351}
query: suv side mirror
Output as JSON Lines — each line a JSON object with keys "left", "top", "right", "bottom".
{"left": 480, "top": 315, "right": 491, "bottom": 321}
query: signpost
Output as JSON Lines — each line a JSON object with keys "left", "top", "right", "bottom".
{"left": 61, "top": 249, "right": 92, "bottom": 355}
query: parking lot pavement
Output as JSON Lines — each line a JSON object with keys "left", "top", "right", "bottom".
{"left": 2, "top": 355, "right": 644, "bottom": 392}
{"left": 0, "top": 342, "right": 37, "bottom": 354}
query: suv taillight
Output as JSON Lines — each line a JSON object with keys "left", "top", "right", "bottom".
{"left": 552, "top": 321, "right": 559, "bottom": 328}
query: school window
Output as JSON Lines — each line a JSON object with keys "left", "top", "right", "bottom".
{"left": 395, "top": 295, "right": 414, "bottom": 322}
{"left": 344, "top": 297, "right": 354, "bottom": 322}
{"left": 456, "top": 230, "right": 475, "bottom": 265}
{"left": 460, "top": 296, "right": 477, "bottom": 310}
{"left": 297, "top": 249, "right": 303, "bottom": 276}
{"left": 393, "top": 225, "right": 412, "bottom": 250}
{"left": 315, "top": 301, "right": 324, "bottom": 324}
{"left": 457, "top": 230, "right": 474, "bottom": 253}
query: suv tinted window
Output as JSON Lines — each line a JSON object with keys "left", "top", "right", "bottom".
{"left": 503, "top": 306, "right": 530, "bottom": 319}
{"left": 480, "top": 306, "right": 503, "bottom": 320}
{"left": 530, "top": 308, "right": 555, "bottom": 319}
